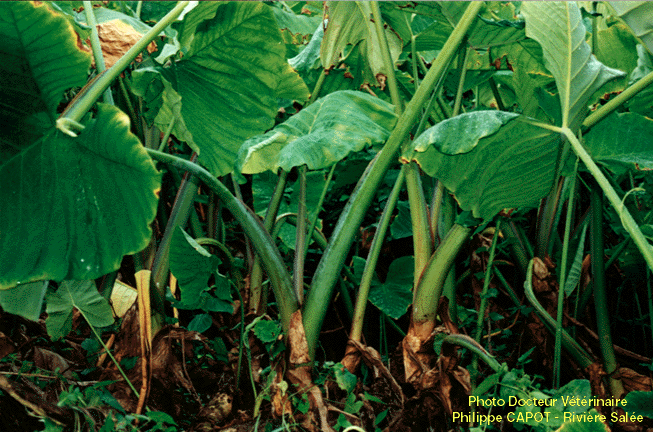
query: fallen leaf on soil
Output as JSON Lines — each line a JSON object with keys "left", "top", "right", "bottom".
{"left": 0, "top": 331, "right": 15, "bottom": 360}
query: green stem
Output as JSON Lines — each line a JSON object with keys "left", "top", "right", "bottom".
{"left": 453, "top": 45, "right": 470, "bottom": 116}
{"left": 293, "top": 166, "right": 308, "bottom": 305}
{"left": 524, "top": 259, "right": 593, "bottom": 369}
{"left": 582, "top": 69, "right": 653, "bottom": 132}
{"left": 412, "top": 223, "right": 471, "bottom": 328}
{"left": 308, "top": 69, "right": 327, "bottom": 104}
{"left": 135, "top": 1, "right": 142, "bottom": 19}
{"left": 443, "top": 334, "right": 502, "bottom": 373}
{"left": 488, "top": 77, "right": 505, "bottom": 111}
{"left": 250, "top": 170, "right": 288, "bottom": 314}
{"left": 150, "top": 153, "right": 199, "bottom": 320}
{"left": 304, "top": 2, "right": 483, "bottom": 359}
{"left": 302, "top": 165, "right": 336, "bottom": 263}
{"left": 82, "top": 311, "right": 139, "bottom": 399}
{"left": 557, "top": 127, "right": 653, "bottom": 272}
{"left": 590, "top": 180, "right": 624, "bottom": 397}
{"left": 554, "top": 163, "right": 578, "bottom": 389}
{"left": 63, "top": 2, "right": 189, "bottom": 123}
{"left": 441, "top": 193, "right": 457, "bottom": 322}
{"left": 83, "top": 1, "right": 114, "bottom": 105}
{"left": 474, "top": 219, "right": 502, "bottom": 343}
{"left": 350, "top": 166, "right": 406, "bottom": 343}
{"left": 371, "top": 1, "right": 401, "bottom": 111}
{"left": 157, "top": 118, "right": 176, "bottom": 152}
{"left": 406, "top": 162, "right": 433, "bottom": 285}
{"left": 146, "top": 150, "right": 298, "bottom": 334}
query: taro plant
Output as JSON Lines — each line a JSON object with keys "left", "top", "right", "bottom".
{"left": 3, "top": 1, "right": 653, "bottom": 430}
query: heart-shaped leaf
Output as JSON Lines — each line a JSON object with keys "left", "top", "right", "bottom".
{"left": 45, "top": 280, "right": 114, "bottom": 340}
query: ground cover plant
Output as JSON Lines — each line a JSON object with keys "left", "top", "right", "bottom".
{"left": 2, "top": 1, "right": 653, "bottom": 431}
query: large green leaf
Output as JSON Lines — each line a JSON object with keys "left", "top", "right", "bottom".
{"left": 406, "top": 113, "right": 559, "bottom": 221}
{"left": 45, "top": 280, "right": 114, "bottom": 340}
{"left": 173, "top": 1, "right": 310, "bottom": 167}
{"left": 609, "top": 1, "right": 653, "bottom": 55}
{"left": 320, "top": 1, "right": 402, "bottom": 87}
{"left": 236, "top": 90, "right": 397, "bottom": 174}
{"left": 133, "top": 2, "right": 309, "bottom": 177}
{"left": 583, "top": 112, "right": 653, "bottom": 175}
{"left": 0, "top": 2, "right": 90, "bottom": 154}
{"left": 0, "top": 104, "right": 161, "bottom": 289}
{"left": 521, "top": 2, "right": 624, "bottom": 129}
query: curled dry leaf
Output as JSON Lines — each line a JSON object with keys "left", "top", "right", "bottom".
{"left": 286, "top": 310, "right": 333, "bottom": 432}
{"left": 617, "top": 367, "right": 653, "bottom": 393}
{"left": 348, "top": 339, "right": 404, "bottom": 406}
{"left": 79, "top": 19, "right": 157, "bottom": 68}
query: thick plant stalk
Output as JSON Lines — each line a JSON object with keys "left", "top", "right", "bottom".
{"left": 145, "top": 150, "right": 298, "bottom": 334}
{"left": 372, "top": 1, "right": 433, "bottom": 283}
{"left": 412, "top": 223, "right": 472, "bottom": 339}
{"left": 590, "top": 181, "right": 624, "bottom": 397}
{"left": 404, "top": 222, "right": 471, "bottom": 383}
{"left": 405, "top": 163, "right": 433, "bottom": 285}
{"left": 303, "top": 1, "right": 483, "bottom": 360}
